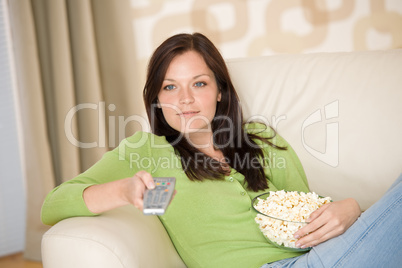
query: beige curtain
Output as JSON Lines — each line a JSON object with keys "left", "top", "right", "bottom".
{"left": 8, "top": 0, "right": 143, "bottom": 260}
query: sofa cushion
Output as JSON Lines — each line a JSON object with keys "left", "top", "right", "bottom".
{"left": 226, "top": 50, "right": 402, "bottom": 210}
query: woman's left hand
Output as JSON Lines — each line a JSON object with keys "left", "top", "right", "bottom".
{"left": 293, "top": 198, "right": 361, "bottom": 249}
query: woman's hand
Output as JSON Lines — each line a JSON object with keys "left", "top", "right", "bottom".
{"left": 293, "top": 198, "right": 361, "bottom": 249}
{"left": 83, "top": 170, "right": 155, "bottom": 214}
{"left": 122, "top": 170, "right": 155, "bottom": 210}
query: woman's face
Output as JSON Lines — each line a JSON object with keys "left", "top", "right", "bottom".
{"left": 157, "top": 50, "right": 221, "bottom": 135}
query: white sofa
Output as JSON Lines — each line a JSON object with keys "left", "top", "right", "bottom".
{"left": 42, "top": 50, "right": 402, "bottom": 268}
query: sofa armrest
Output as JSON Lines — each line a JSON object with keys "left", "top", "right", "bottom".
{"left": 41, "top": 205, "right": 186, "bottom": 268}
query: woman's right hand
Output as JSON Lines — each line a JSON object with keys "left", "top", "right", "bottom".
{"left": 83, "top": 170, "right": 155, "bottom": 214}
{"left": 122, "top": 170, "right": 155, "bottom": 210}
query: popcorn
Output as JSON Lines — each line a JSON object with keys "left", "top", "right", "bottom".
{"left": 254, "top": 190, "right": 331, "bottom": 248}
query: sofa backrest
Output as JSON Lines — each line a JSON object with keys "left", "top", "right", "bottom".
{"left": 226, "top": 50, "right": 402, "bottom": 210}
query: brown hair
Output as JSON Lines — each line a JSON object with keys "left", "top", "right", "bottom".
{"left": 143, "top": 33, "right": 284, "bottom": 191}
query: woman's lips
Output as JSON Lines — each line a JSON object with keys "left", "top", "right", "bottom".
{"left": 178, "top": 111, "right": 200, "bottom": 117}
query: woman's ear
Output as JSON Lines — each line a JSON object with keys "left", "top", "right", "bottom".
{"left": 217, "top": 91, "right": 222, "bottom": 102}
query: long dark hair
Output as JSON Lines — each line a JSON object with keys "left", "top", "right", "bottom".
{"left": 143, "top": 33, "right": 285, "bottom": 191}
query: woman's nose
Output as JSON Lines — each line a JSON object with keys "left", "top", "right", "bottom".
{"left": 179, "top": 88, "right": 194, "bottom": 104}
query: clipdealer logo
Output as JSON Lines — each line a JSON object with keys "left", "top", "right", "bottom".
{"left": 64, "top": 102, "right": 150, "bottom": 149}
{"left": 301, "top": 100, "right": 339, "bottom": 167}
{"left": 63, "top": 101, "right": 340, "bottom": 167}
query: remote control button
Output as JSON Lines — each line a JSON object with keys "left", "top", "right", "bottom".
{"left": 143, "top": 177, "right": 176, "bottom": 215}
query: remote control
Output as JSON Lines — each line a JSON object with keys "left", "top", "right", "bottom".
{"left": 143, "top": 177, "right": 176, "bottom": 215}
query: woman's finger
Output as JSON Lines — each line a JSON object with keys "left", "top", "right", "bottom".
{"left": 294, "top": 204, "right": 331, "bottom": 239}
{"left": 128, "top": 171, "right": 155, "bottom": 210}
{"left": 297, "top": 226, "right": 339, "bottom": 248}
{"left": 135, "top": 170, "right": 155, "bottom": 189}
{"left": 307, "top": 203, "right": 331, "bottom": 222}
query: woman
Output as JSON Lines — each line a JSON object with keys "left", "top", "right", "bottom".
{"left": 41, "top": 33, "right": 401, "bottom": 268}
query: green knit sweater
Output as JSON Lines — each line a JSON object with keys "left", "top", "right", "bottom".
{"left": 41, "top": 124, "right": 309, "bottom": 268}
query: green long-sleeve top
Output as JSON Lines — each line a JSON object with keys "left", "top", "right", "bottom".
{"left": 41, "top": 124, "right": 310, "bottom": 268}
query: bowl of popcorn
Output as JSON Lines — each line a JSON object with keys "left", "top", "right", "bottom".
{"left": 252, "top": 190, "right": 331, "bottom": 252}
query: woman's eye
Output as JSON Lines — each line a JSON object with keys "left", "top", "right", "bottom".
{"left": 194, "top": 82, "right": 206, "bottom": 87}
{"left": 164, "top": 85, "right": 175, "bottom": 90}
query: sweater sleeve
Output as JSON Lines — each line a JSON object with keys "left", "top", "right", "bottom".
{"left": 41, "top": 132, "right": 150, "bottom": 225}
